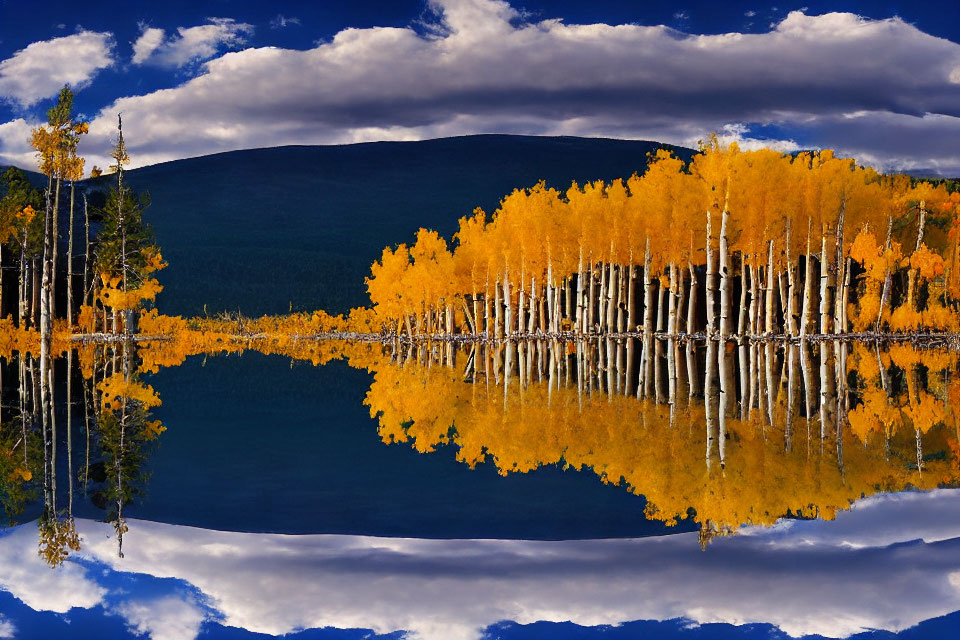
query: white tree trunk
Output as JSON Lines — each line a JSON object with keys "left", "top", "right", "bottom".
{"left": 718, "top": 207, "right": 731, "bottom": 341}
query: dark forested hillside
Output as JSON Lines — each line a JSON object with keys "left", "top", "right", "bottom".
{"left": 89, "top": 135, "right": 693, "bottom": 316}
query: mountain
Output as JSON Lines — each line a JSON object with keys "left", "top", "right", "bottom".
{"left": 88, "top": 135, "right": 694, "bottom": 317}
{"left": 0, "top": 164, "right": 47, "bottom": 190}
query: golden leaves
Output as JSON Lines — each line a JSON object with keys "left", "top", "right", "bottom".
{"left": 38, "top": 516, "right": 81, "bottom": 568}
{"left": 143, "top": 246, "right": 168, "bottom": 274}
{"left": 910, "top": 243, "right": 945, "bottom": 280}
{"left": 8, "top": 467, "right": 31, "bottom": 482}
{"left": 98, "top": 372, "right": 161, "bottom": 412}
{"left": 144, "top": 420, "right": 167, "bottom": 440}
{"left": 358, "top": 346, "right": 955, "bottom": 533}
{"left": 98, "top": 277, "right": 164, "bottom": 311}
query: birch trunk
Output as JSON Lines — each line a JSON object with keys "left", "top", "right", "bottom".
{"left": 719, "top": 343, "right": 732, "bottom": 468}
{"left": 705, "top": 336, "right": 717, "bottom": 466}
{"left": 575, "top": 248, "right": 585, "bottom": 334}
{"left": 546, "top": 259, "right": 555, "bottom": 334}
{"left": 718, "top": 207, "right": 731, "bottom": 342}
{"left": 67, "top": 181, "right": 75, "bottom": 326}
{"left": 517, "top": 274, "right": 526, "bottom": 335}
{"left": 785, "top": 220, "right": 795, "bottom": 336}
{"left": 638, "top": 238, "right": 653, "bottom": 398}
{"left": 667, "top": 263, "right": 678, "bottom": 338}
{"left": 51, "top": 176, "right": 60, "bottom": 321}
{"left": 606, "top": 261, "right": 617, "bottom": 332}
{"left": 597, "top": 260, "right": 606, "bottom": 333}
{"left": 484, "top": 275, "right": 491, "bottom": 338}
{"left": 833, "top": 201, "right": 846, "bottom": 335}
{"left": 502, "top": 270, "right": 512, "bottom": 338}
{"left": 40, "top": 185, "right": 55, "bottom": 513}
{"left": 705, "top": 211, "right": 715, "bottom": 336}
{"left": 588, "top": 259, "right": 596, "bottom": 334}
{"left": 737, "top": 255, "right": 747, "bottom": 337}
{"left": 786, "top": 264, "right": 797, "bottom": 337}
{"left": 494, "top": 278, "right": 502, "bottom": 339}
{"left": 765, "top": 240, "right": 775, "bottom": 335}
{"left": 675, "top": 265, "right": 686, "bottom": 337}
{"left": 18, "top": 241, "right": 26, "bottom": 328}
{"left": 819, "top": 230, "right": 830, "bottom": 334}
{"left": 687, "top": 261, "right": 697, "bottom": 335}
{"left": 528, "top": 277, "right": 537, "bottom": 334}
{"left": 916, "top": 202, "right": 927, "bottom": 252}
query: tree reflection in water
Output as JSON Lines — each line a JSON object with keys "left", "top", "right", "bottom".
{"left": 1, "top": 333, "right": 958, "bottom": 562}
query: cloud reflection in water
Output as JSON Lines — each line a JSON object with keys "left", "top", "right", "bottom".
{"left": 2, "top": 489, "right": 960, "bottom": 639}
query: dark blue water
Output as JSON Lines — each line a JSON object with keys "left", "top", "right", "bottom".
{"left": 131, "top": 351, "right": 687, "bottom": 538}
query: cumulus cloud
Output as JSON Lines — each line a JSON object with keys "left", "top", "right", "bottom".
{"left": 5, "top": 0, "right": 960, "bottom": 174}
{"left": 0, "top": 118, "right": 36, "bottom": 168}
{"left": 116, "top": 595, "right": 208, "bottom": 640}
{"left": 0, "top": 524, "right": 105, "bottom": 613}
{"left": 31, "top": 489, "right": 951, "bottom": 640}
{"left": 0, "top": 30, "right": 114, "bottom": 107}
{"left": 2, "top": 491, "right": 960, "bottom": 639}
{"left": 131, "top": 18, "right": 253, "bottom": 68}
{"left": 64, "top": 0, "right": 960, "bottom": 173}
{"left": 132, "top": 26, "right": 166, "bottom": 65}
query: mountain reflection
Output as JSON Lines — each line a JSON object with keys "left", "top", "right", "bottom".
{"left": 1, "top": 336, "right": 959, "bottom": 562}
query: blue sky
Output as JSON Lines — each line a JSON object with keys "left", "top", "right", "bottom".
{"left": 2, "top": 0, "right": 960, "bottom": 173}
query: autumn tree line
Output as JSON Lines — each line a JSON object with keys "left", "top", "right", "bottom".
{"left": 366, "top": 141, "right": 960, "bottom": 344}
{"left": 0, "top": 86, "right": 164, "bottom": 565}
{"left": 359, "top": 339, "right": 959, "bottom": 541}
{"left": 3, "top": 314, "right": 959, "bottom": 559}
{"left": 0, "top": 86, "right": 165, "bottom": 339}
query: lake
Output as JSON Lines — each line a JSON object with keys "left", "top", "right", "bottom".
{"left": 1, "top": 336, "right": 958, "bottom": 639}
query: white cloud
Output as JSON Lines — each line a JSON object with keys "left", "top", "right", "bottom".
{"left": 1, "top": 491, "right": 959, "bottom": 640}
{"left": 0, "top": 524, "right": 105, "bottom": 614}
{"left": 44, "top": 488, "right": 959, "bottom": 640}
{"left": 68, "top": 0, "right": 960, "bottom": 173}
{"left": 0, "top": 616, "right": 14, "bottom": 639}
{"left": 0, "top": 30, "right": 114, "bottom": 107}
{"left": 6, "top": 1, "right": 960, "bottom": 174}
{"left": 0, "top": 118, "right": 37, "bottom": 169}
{"left": 116, "top": 595, "right": 208, "bottom": 640}
{"left": 132, "top": 26, "right": 166, "bottom": 65}
{"left": 132, "top": 18, "right": 254, "bottom": 68}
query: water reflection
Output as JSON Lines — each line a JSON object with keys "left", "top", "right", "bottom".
{"left": 1, "top": 336, "right": 959, "bottom": 561}
{"left": 1, "top": 489, "right": 959, "bottom": 640}
{"left": 1, "top": 337, "right": 163, "bottom": 565}
{"left": 362, "top": 338, "right": 959, "bottom": 538}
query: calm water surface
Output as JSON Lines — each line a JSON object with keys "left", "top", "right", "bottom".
{"left": 1, "top": 338, "right": 958, "bottom": 639}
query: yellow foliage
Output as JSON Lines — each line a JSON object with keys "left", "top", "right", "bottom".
{"left": 9, "top": 467, "right": 32, "bottom": 482}
{"left": 911, "top": 244, "right": 945, "bottom": 280}
{"left": 98, "top": 372, "right": 161, "bottom": 411}
{"left": 144, "top": 420, "right": 167, "bottom": 440}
